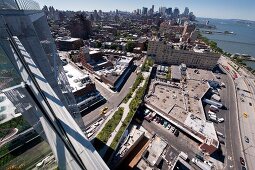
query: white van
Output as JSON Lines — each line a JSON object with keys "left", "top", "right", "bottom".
{"left": 208, "top": 110, "right": 216, "bottom": 116}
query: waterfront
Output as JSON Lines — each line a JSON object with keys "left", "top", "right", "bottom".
{"left": 198, "top": 18, "right": 255, "bottom": 57}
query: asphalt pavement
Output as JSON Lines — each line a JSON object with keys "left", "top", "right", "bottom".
{"left": 82, "top": 59, "right": 144, "bottom": 127}
{"left": 218, "top": 59, "right": 246, "bottom": 170}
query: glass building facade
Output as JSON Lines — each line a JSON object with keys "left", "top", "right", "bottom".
{"left": 0, "top": 1, "right": 108, "bottom": 169}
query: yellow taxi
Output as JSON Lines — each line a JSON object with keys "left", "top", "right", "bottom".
{"left": 101, "top": 107, "right": 108, "bottom": 114}
{"left": 243, "top": 112, "right": 248, "bottom": 118}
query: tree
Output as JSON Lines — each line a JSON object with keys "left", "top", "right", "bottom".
{"left": 95, "top": 41, "right": 102, "bottom": 48}
{"left": 110, "top": 44, "right": 118, "bottom": 50}
{"left": 126, "top": 41, "right": 136, "bottom": 52}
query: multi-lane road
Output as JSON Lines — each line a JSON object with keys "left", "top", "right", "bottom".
{"left": 217, "top": 64, "right": 243, "bottom": 170}
{"left": 219, "top": 56, "right": 255, "bottom": 170}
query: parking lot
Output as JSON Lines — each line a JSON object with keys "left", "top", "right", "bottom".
{"left": 142, "top": 118, "right": 201, "bottom": 159}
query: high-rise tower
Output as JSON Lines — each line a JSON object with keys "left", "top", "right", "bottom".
{"left": 0, "top": 0, "right": 108, "bottom": 169}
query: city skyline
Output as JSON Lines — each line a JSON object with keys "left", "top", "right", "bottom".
{"left": 36, "top": 0, "right": 255, "bottom": 21}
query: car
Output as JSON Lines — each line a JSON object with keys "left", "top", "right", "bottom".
{"left": 249, "top": 102, "right": 252, "bottom": 106}
{"left": 242, "top": 166, "right": 246, "bottom": 170}
{"left": 240, "top": 157, "right": 245, "bottom": 166}
{"left": 219, "top": 140, "right": 225, "bottom": 145}
{"left": 171, "top": 127, "right": 175, "bottom": 133}
{"left": 156, "top": 117, "right": 160, "bottom": 123}
{"left": 174, "top": 129, "right": 179, "bottom": 137}
{"left": 163, "top": 121, "right": 168, "bottom": 128}
{"left": 244, "top": 136, "right": 249, "bottom": 143}
{"left": 195, "top": 154, "right": 204, "bottom": 161}
{"left": 160, "top": 119, "right": 164, "bottom": 125}
{"left": 204, "top": 160, "right": 214, "bottom": 167}
{"left": 218, "top": 118, "right": 224, "bottom": 123}
{"left": 101, "top": 107, "right": 108, "bottom": 114}
{"left": 167, "top": 124, "right": 171, "bottom": 130}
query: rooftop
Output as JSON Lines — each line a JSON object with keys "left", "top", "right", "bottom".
{"left": 96, "top": 56, "right": 133, "bottom": 85}
{"left": 171, "top": 65, "right": 182, "bottom": 80}
{"left": 116, "top": 126, "right": 145, "bottom": 158}
{"left": 145, "top": 66, "right": 218, "bottom": 147}
{"left": 184, "top": 113, "right": 218, "bottom": 142}
{"left": 63, "top": 63, "right": 90, "bottom": 92}
{"left": 146, "top": 135, "right": 167, "bottom": 166}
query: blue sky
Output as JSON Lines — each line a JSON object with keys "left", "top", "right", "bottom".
{"left": 36, "top": 0, "right": 255, "bottom": 21}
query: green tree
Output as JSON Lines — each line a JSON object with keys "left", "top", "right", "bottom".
{"left": 126, "top": 41, "right": 136, "bottom": 52}
{"left": 95, "top": 41, "right": 102, "bottom": 48}
{"left": 110, "top": 44, "right": 118, "bottom": 50}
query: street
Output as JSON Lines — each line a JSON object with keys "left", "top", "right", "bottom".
{"left": 219, "top": 56, "right": 254, "bottom": 170}
{"left": 82, "top": 58, "right": 144, "bottom": 127}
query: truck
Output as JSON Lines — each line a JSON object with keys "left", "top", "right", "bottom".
{"left": 211, "top": 94, "right": 221, "bottom": 102}
{"left": 192, "top": 158, "right": 211, "bottom": 170}
{"left": 209, "top": 105, "right": 219, "bottom": 112}
{"left": 203, "top": 99, "right": 223, "bottom": 109}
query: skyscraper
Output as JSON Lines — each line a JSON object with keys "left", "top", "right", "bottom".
{"left": 166, "top": 7, "right": 172, "bottom": 16}
{"left": 0, "top": 0, "right": 108, "bottom": 169}
{"left": 148, "top": 5, "right": 154, "bottom": 15}
{"left": 142, "top": 7, "right": 148, "bottom": 15}
{"left": 183, "top": 7, "right": 189, "bottom": 16}
{"left": 173, "top": 7, "right": 180, "bottom": 18}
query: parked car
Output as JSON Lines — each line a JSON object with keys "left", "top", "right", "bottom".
{"left": 249, "top": 102, "right": 252, "bottom": 106}
{"left": 244, "top": 136, "right": 249, "bottom": 143}
{"left": 160, "top": 119, "right": 164, "bottom": 125}
{"left": 195, "top": 153, "right": 204, "bottom": 161}
{"left": 219, "top": 140, "right": 225, "bottom": 145}
{"left": 163, "top": 121, "right": 168, "bottom": 128}
{"left": 156, "top": 117, "right": 160, "bottom": 123}
{"left": 204, "top": 160, "right": 214, "bottom": 167}
{"left": 240, "top": 157, "right": 245, "bottom": 166}
{"left": 167, "top": 124, "right": 171, "bottom": 130}
{"left": 171, "top": 127, "right": 175, "bottom": 133}
{"left": 218, "top": 118, "right": 224, "bottom": 123}
{"left": 174, "top": 129, "right": 179, "bottom": 137}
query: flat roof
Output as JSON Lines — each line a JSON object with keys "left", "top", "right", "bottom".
{"left": 117, "top": 126, "right": 144, "bottom": 158}
{"left": 145, "top": 67, "right": 218, "bottom": 147}
{"left": 63, "top": 64, "right": 90, "bottom": 92}
{"left": 184, "top": 113, "right": 218, "bottom": 142}
{"left": 96, "top": 56, "right": 133, "bottom": 85}
{"left": 136, "top": 159, "right": 153, "bottom": 170}
{"left": 171, "top": 65, "right": 182, "bottom": 80}
{"left": 146, "top": 136, "right": 167, "bottom": 166}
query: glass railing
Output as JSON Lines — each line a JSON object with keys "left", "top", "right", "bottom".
{"left": 0, "top": 45, "right": 56, "bottom": 169}
{"left": 0, "top": 0, "right": 40, "bottom": 10}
